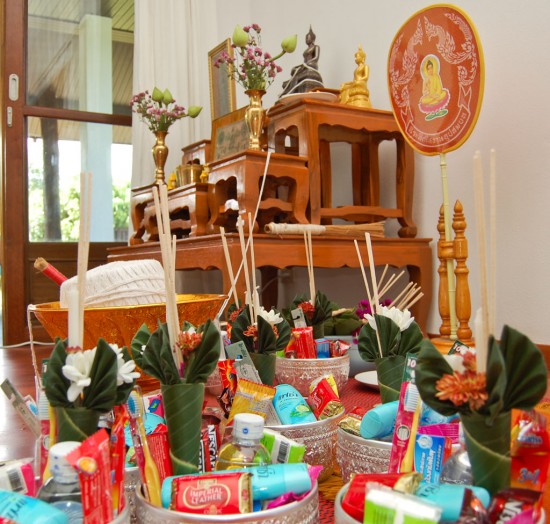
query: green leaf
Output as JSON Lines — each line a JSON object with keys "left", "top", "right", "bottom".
{"left": 138, "top": 322, "right": 180, "bottom": 385}
{"left": 115, "top": 346, "right": 137, "bottom": 405}
{"left": 498, "top": 325, "right": 548, "bottom": 411}
{"left": 274, "top": 315, "right": 291, "bottom": 352}
{"left": 415, "top": 340, "right": 460, "bottom": 417}
{"left": 398, "top": 322, "right": 424, "bottom": 356}
{"left": 131, "top": 323, "right": 151, "bottom": 369}
{"left": 312, "top": 291, "right": 333, "bottom": 326}
{"left": 257, "top": 316, "right": 277, "bottom": 355}
{"left": 375, "top": 315, "right": 401, "bottom": 356}
{"left": 44, "top": 339, "right": 71, "bottom": 407}
{"left": 184, "top": 319, "right": 221, "bottom": 384}
{"left": 482, "top": 335, "right": 506, "bottom": 421}
{"left": 82, "top": 339, "right": 118, "bottom": 412}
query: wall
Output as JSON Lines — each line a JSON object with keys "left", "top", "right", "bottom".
{"left": 210, "top": 1, "right": 550, "bottom": 344}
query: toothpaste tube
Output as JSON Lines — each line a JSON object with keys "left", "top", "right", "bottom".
{"left": 261, "top": 428, "right": 306, "bottom": 464}
{"left": 0, "top": 460, "right": 35, "bottom": 496}
{"left": 272, "top": 384, "right": 317, "bottom": 425}
{"left": 360, "top": 401, "right": 398, "bottom": 439}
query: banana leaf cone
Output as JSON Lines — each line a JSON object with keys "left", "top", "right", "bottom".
{"left": 162, "top": 382, "right": 205, "bottom": 475}
{"left": 250, "top": 352, "right": 276, "bottom": 386}
{"left": 312, "top": 323, "right": 325, "bottom": 339}
{"left": 460, "top": 411, "right": 511, "bottom": 495}
{"left": 55, "top": 407, "right": 101, "bottom": 442}
{"left": 375, "top": 355, "right": 406, "bottom": 403}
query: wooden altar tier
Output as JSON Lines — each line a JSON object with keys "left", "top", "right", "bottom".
{"left": 107, "top": 234, "right": 433, "bottom": 333}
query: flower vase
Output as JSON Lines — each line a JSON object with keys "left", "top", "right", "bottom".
{"left": 244, "top": 89, "right": 266, "bottom": 151}
{"left": 152, "top": 130, "right": 169, "bottom": 184}
{"left": 161, "top": 382, "right": 205, "bottom": 475}
{"left": 55, "top": 407, "right": 101, "bottom": 443}
{"left": 460, "top": 410, "right": 511, "bottom": 496}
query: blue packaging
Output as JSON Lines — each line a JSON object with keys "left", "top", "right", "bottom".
{"left": 314, "top": 338, "right": 330, "bottom": 358}
{"left": 415, "top": 483, "right": 490, "bottom": 522}
{"left": 414, "top": 434, "right": 451, "bottom": 484}
{"left": 0, "top": 489, "right": 69, "bottom": 523}
{"left": 272, "top": 384, "right": 317, "bottom": 425}
{"left": 359, "top": 401, "right": 398, "bottom": 439}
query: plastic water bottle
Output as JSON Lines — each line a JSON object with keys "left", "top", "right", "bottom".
{"left": 215, "top": 413, "right": 271, "bottom": 470}
{"left": 37, "top": 441, "right": 83, "bottom": 523}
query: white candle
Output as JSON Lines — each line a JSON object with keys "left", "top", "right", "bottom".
{"left": 67, "top": 287, "right": 80, "bottom": 347}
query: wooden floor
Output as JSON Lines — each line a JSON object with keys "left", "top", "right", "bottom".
{"left": 0, "top": 344, "right": 52, "bottom": 462}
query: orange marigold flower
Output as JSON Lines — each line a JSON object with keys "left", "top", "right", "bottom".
{"left": 177, "top": 331, "right": 203, "bottom": 355}
{"left": 462, "top": 351, "right": 478, "bottom": 373}
{"left": 435, "top": 370, "right": 488, "bottom": 411}
{"left": 272, "top": 324, "right": 279, "bottom": 338}
{"left": 229, "top": 307, "right": 244, "bottom": 324}
{"left": 243, "top": 324, "right": 258, "bottom": 339}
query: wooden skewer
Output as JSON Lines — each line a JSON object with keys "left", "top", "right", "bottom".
{"left": 248, "top": 213, "right": 260, "bottom": 323}
{"left": 377, "top": 265, "right": 390, "bottom": 293}
{"left": 489, "top": 149, "right": 497, "bottom": 336}
{"left": 220, "top": 227, "right": 239, "bottom": 306}
{"left": 236, "top": 216, "right": 254, "bottom": 322}
{"left": 308, "top": 231, "right": 316, "bottom": 304}
{"left": 303, "top": 232, "right": 315, "bottom": 304}
{"left": 389, "top": 281, "right": 413, "bottom": 309}
{"left": 403, "top": 291, "right": 424, "bottom": 311}
{"left": 364, "top": 233, "right": 380, "bottom": 313}
{"left": 394, "top": 284, "right": 421, "bottom": 310}
{"left": 378, "top": 269, "right": 406, "bottom": 300}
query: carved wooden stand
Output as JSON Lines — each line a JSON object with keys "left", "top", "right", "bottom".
{"left": 431, "top": 200, "right": 473, "bottom": 352}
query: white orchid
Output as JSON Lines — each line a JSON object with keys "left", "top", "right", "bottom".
{"left": 364, "top": 305, "right": 415, "bottom": 332}
{"left": 110, "top": 344, "right": 140, "bottom": 386}
{"left": 257, "top": 306, "right": 284, "bottom": 327}
{"left": 62, "top": 348, "right": 96, "bottom": 402}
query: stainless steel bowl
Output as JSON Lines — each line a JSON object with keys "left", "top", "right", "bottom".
{"left": 134, "top": 480, "right": 319, "bottom": 523}
{"left": 336, "top": 428, "right": 391, "bottom": 484}
{"left": 275, "top": 354, "right": 350, "bottom": 397}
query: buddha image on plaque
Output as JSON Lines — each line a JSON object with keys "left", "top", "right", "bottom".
{"left": 418, "top": 54, "right": 450, "bottom": 121}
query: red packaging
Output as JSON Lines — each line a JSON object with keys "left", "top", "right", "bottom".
{"left": 329, "top": 339, "right": 351, "bottom": 357}
{"left": 147, "top": 423, "right": 173, "bottom": 482}
{"left": 307, "top": 378, "right": 344, "bottom": 419}
{"left": 0, "top": 460, "right": 35, "bottom": 496}
{"left": 66, "top": 429, "right": 113, "bottom": 524}
{"left": 198, "top": 427, "right": 212, "bottom": 473}
{"left": 488, "top": 488, "right": 541, "bottom": 524}
{"left": 342, "top": 473, "right": 420, "bottom": 521}
{"left": 170, "top": 472, "right": 252, "bottom": 514}
{"left": 291, "top": 327, "right": 316, "bottom": 359}
{"left": 110, "top": 406, "right": 128, "bottom": 515}
{"left": 511, "top": 411, "right": 550, "bottom": 494}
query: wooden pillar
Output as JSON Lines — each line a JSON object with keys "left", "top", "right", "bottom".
{"left": 453, "top": 200, "right": 472, "bottom": 342}
{"left": 437, "top": 205, "right": 451, "bottom": 337}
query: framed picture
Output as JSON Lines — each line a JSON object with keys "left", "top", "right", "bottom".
{"left": 208, "top": 39, "right": 237, "bottom": 121}
{"left": 211, "top": 106, "right": 248, "bottom": 160}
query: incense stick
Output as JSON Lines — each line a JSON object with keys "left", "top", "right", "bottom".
{"left": 308, "top": 231, "right": 316, "bottom": 304}
{"left": 353, "top": 239, "right": 374, "bottom": 308}
{"left": 377, "top": 265, "right": 389, "bottom": 293}
{"left": 489, "top": 149, "right": 497, "bottom": 336}
{"left": 378, "top": 270, "right": 406, "bottom": 300}
{"left": 220, "top": 227, "right": 239, "bottom": 306}
{"left": 389, "top": 281, "right": 414, "bottom": 309}
{"left": 473, "top": 151, "right": 489, "bottom": 374}
{"left": 248, "top": 213, "right": 259, "bottom": 323}
{"left": 304, "top": 232, "right": 315, "bottom": 304}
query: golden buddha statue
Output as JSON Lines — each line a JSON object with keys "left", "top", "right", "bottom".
{"left": 418, "top": 54, "right": 450, "bottom": 120}
{"left": 339, "top": 45, "right": 372, "bottom": 108}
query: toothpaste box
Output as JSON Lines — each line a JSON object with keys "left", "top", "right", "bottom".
{"left": 261, "top": 428, "right": 306, "bottom": 464}
{"left": 414, "top": 433, "right": 452, "bottom": 484}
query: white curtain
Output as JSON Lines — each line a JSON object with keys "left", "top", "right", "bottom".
{"left": 131, "top": 0, "right": 218, "bottom": 189}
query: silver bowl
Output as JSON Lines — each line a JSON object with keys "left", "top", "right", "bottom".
{"left": 125, "top": 466, "right": 141, "bottom": 522}
{"left": 134, "top": 479, "right": 319, "bottom": 523}
{"left": 275, "top": 354, "right": 350, "bottom": 397}
{"left": 336, "top": 428, "right": 391, "bottom": 484}
{"left": 334, "top": 482, "right": 358, "bottom": 524}
{"left": 267, "top": 412, "right": 344, "bottom": 482}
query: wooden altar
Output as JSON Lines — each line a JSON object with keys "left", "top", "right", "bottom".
{"left": 107, "top": 234, "right": 432, "bottom": 333}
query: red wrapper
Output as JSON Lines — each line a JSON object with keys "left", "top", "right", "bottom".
{"left": 170, "top": 472, "right": 252, "bottom": 514}
{"left": 329, "top": 339, "right": 351, "bottom": 357}
{"left": 147, "top": 424, "right": 173, "bottom": 482}
{"left": 291, "top": 327, "right": 317, "bottom": 359}
{"left": 66, "top": 429, "right": 113, "bottom": 524}
{"left": 488, "top": 488, "right": 541, "bottom": 524}
{"left": 307, "top": 377, "right": 343, "bottom": 419}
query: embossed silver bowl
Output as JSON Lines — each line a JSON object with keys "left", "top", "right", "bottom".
{"left": 267, "top": 412, "right": 344, "bottom": 482}
{"left": 134, "top": 480, "right": 319, "bottom": 523}
{"left": 334, "top": 482, "right": 358, "bottom": 524}
{"left": 275, "top": 354, "right": 350, "bottom": 397}
{"left": 125, "top": 466, "right": 141, "bottom": 523}
{"left": 336, "top": 428, "right": 391, "bottom": 484}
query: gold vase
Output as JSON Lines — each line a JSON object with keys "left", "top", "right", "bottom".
{"left": 152, "top": 130, "right": 169, "bottom": 184}
{"left": 244, "top": 89, "right": 266, "bottom": 151}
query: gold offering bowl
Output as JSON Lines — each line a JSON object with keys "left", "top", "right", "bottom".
{"left": 29, "top": 293, "right": 225, "bottom": 349}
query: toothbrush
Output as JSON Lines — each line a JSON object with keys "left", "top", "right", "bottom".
{"left": 127, "top": 387, "right": 162, "bottom": 507}
{"left": 388, "top": 382, "right": 421, "bottom": 473}
{"left": 400, "top": 392, "right": 422, "bottom": 473}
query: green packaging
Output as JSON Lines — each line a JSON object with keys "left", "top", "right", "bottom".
{"left": 261, "top": 428, "right": 306, "bottom": 464}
